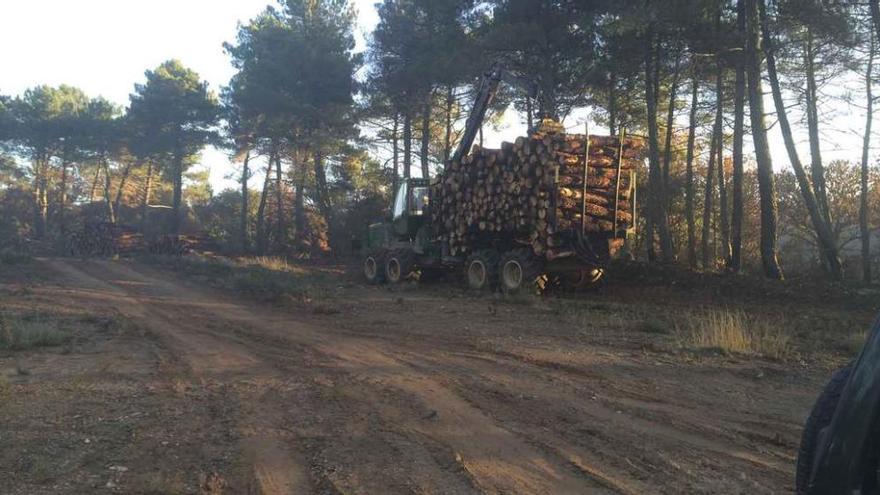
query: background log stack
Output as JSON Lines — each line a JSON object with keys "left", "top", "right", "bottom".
{"left": 149, "top": 234, "right": 217, "bottom": 256}
{"left": 66, "top": 223, "right": 145, "bottom": 257}
{"left": 431, "top": 131, "right": 644, "bottom": 259}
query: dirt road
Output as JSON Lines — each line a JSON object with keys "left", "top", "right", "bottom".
{"left": 1, "top": 258, "right": 837, "bottom": 493}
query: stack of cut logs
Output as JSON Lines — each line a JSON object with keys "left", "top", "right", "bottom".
{"left": 431, "top": 131, "right": 643, "bottom": 258}
{"left": 66, "top": 223, "right": 145, "bottom": 257}
{"left": 149, "top": 234, "right": 216, "bottom": 256}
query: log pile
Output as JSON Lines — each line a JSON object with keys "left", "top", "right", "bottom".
{"left": 66, "top": 223, "right": 145, "bottom": 257}
{"left": 149, "top": 234, "right": 217, "bottom": 256}
{"left": 431, "top": 131, "right": 643, "bottom": 258}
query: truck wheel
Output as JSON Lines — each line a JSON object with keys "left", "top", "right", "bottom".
{"left": 385, "top": 250, "right": 416, "bottom": 284}
{"left": 499, "top": 248, "right": 543, "bottom": 295}
{"left": 465, "top": 250, "right": 499, "bottom": 291}
{"left": 795, "top": 364, "right": 853, "bottom": 494}
{"left": 363, "top": 251, "right": 386, "bottom": 285}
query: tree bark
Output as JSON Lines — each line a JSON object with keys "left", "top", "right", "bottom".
{"left": 662, "top": 47, "right": 683, "bottom": 192}
{"left": 714, "top": 12, "right": 732, "bottom": 268}
{"left": 804, "top": 29, "right": 832, "bottom": 229}
{"left": 392, "top": 113, "right": 400, "bottom": 193}
{"left": 171, "top": 151, "right": 183, "bottom": 235}
{"left": 685, "top": 76, "right": 699, "bottom": 269}
{"left": 113, "top": 160, "right": 135, "bottom": 221}
{"left": 35, "top": 156, "right": 48, "bottom": 238}
{"left": 294, "top": 150, "right": 306, "bottom": 250}
{"left": 313, "top": 148, "right": 333, "bottom": 250}
{"left": 275, "top": 153, "right": 286, "bottom": 249}
{"left": 759, "top": 0, "right": 839, "bottom": 278}
{"left": 141, "top": 161, "right": 154, "bottom": 233}
{"left": 748, "top": 0, "right": 784, "bottom": 279}
{"left": 702, "top": 123, "right": 718, "bottom": 270}
{"left": 645, "top": 34, "right": 676, "bottom": 263}
{"left": 444, "top": 85, "right": 454, "bottom": 164}
{"left": 862, "top": 30, "right": 875, "bottom": 283}
{"left": 240, "top": 151, "right": 251, "bottom": 253}
{"left": 731, "top": 0, "right": 747, "bottom": 273}
{"left": 89, "top": 163, "right": 101, "bottom": 202}
{"left": 403, "top": 110, "right": 412, "bottom": 180}
{"left": 102, "top": 156, "right": 116, "bottom": 225}
{"left": 256, "top": 154, "right": 273, "bottom": 255}
{"left": 420, "top": 92, "right": 432, "bottom": 179}
{"left": 872, "top": 0, "right": 880, "bottom": 43}
{"left": 608, "top": 71, "right": 618, "bottom": 136}
{"left": 59, "top": 157, "right": 68, "bottom": 235}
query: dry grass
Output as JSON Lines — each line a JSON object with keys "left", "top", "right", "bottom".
{"left": 247, "top": 256, "right": 291, "bottom": 272}
{"left": 677, "top": 309, "right": 792, "bottom": 359}
{"left": 0, "top": 314, "right": 70, "bottom": 351}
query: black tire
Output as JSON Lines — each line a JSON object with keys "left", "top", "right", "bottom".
{"left": 795, "top": 364, "right": 853, "bottom": 494}
{"left": 363, "top": 251, "right": 386, "bottom": 285}
{"left": 465, "top": 249, "right": 500, "bottom": 291}
{"left": 385, "top": 249, "right": 416, "bottom": 284}
{"left": 498, "top": 248, "right": 544, "bottom": 295}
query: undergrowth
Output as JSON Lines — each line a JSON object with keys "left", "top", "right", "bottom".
{"left": 0, "top": 313, "right": 70, "bottom": 351}
{"left": 676, "top": 309, "right": 792, "bottom": 360}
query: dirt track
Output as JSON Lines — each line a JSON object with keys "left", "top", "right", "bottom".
{"left": 0, "top": 258, "right": 841, "bottom": 494}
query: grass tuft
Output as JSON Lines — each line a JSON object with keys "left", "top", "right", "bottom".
{"left": 677, "top": 309, "right": 791, "bottom": 360}
{"left": 0, "top": 314, "right": 70, "bottom": 351}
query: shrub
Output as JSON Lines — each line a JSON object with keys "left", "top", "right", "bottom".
{"left": 0, "top": 314, "right": 70, "bottom": 351}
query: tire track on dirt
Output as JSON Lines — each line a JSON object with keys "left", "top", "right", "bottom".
{"left": 44, "top": 259, "right": 312, "bottom": 495}
{"left": 66, "top": 259, "right": 619, "bottom": 493}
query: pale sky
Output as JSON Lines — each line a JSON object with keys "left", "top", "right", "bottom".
{"left": 0, "top": 1, "right": 874, "bottom": 193}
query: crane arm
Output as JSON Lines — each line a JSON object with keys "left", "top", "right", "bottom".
{"left": 450, "top": 65, "right": 538, "bottom": 165}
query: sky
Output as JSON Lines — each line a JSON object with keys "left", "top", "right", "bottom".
{"left": 0, "top": 0, "right": 874, "bottom": 193}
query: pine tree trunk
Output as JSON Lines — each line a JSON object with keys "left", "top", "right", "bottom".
{"left": 702, "top": 126, "right": 717, "bottom": 270}
{"left": 759, "top": 0, "right": 839, "bottom": 279}
{"left": 392, "top": 114, "right": 400, "bottom": 193}
{"left": 805, "top": 29, "right": 832, "bottom": 229}
{"left": 685, "top": 76, "right": 699, "bottom": 269}
{"left": 294, "top": 151, "right": 305, "bottom": 251}
{"left": 662, "top": 48, "right": 683, "bottom": 192}
{"left": 608, "top": 71, "right": 618, "bottom": 136}
{"left": 403, "top": 111, "right": 412, "bottom": 180}
{"left": 171, "top": 151, "right": 183, "bottom": 234}
{"left": 141, "top": 161, "right": 154, "bottom": 233}
{"left": 526, "top": 96, "right": 534, "bottom": 132}
{"left": 862, "top": 31, "right": 875, "bottom": 283}
{"left": 444, "top": 85, "right": 454, "bottom": 164}
{"left": 59, "top": 157, "right": 68, "bottom": 235}
{"left": 240, "top": 151, "right": 251, "bottom": 253}
{"left": 714, "top": 16, "right": 732, "bottom": 268}
{"left": 113, "top": 160, "right": 135, "bottom": 219}
{"left": 645, "top": 34, "right": 675, "bottom": 263}
{"left": 747, "top": 0, "right": 784, "bottom": 279}
{"left": 313, "top": 148, "right": 333, "bottom": 250}
{"left": 420, "top": 93, "right": 431, "bottom": 179}
{"left": 103, "top": 157, "right": 116, "bottom": 225}
{"left": 872, "top": 0, "right": 880, "bottom": 42}
{"left": 89, "top": 162, "right": 101, "bottom": 202}
{"left": 256, "top": 155, "right": 273, "bottom": 255}
{"left": 275, "top": 153, "right": 285, "bottom": 250}
{"left": 33, "top": 154, "right": 49, "bottom": 238}
{"left": 731, "top": 0, "right": 747, "bottom": 273}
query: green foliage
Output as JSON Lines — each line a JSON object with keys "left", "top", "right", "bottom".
{"left": 0, "top": 314, "right": 70, "bottom": 351}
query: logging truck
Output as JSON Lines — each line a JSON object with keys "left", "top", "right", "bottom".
{"left": 361, "top": 66, "right": 640, "bottom": 294}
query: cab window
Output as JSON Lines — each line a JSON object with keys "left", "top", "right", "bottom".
{"left": 410, "top": 186, "right": 428, "bottom": 215}
{"left": 392, "top": 182, "right": 408, "bottom": 219}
